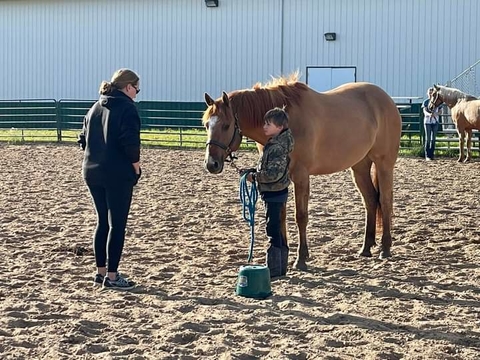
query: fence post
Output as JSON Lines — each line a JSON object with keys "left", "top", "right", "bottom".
{"left": 55, "top": 100, "right": 62, "bottom": 142}
{"left": 419, "top": 106, "right": 424, "bottom": 147}
{"left": 180, "top": 128, "right": 183, "bottom": 147}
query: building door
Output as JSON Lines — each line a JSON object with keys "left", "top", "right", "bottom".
{"left": 306, "top": 66, "right": 356, "bottom": 92}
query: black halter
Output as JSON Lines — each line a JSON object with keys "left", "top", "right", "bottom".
{"left": 205, "top": 113, "right": 242, "bottom": 162}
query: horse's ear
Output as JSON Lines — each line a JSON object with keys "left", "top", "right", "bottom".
{"left": 222, "top": 91, "right": 230, "bottom": 107}
{"left": 204, "top": 93, "right": 215, "bottom": 106}
{"left": 434, "top": 84, "right": 440, "bottom": 90}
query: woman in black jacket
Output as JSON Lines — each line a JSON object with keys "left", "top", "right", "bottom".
{"left": 78, "top": 68, "right": 141, "bottom": 290}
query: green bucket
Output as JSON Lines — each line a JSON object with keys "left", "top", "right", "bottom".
{"left": 235, "top": 265, "right": 272, "bottom": 299}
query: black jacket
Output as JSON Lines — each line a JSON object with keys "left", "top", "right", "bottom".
{"left": 79, "top": 90, "right": 141, "bottom": 185}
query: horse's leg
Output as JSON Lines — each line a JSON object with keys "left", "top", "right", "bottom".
{"left": 465, "top": 129, "right": 472, "bottom": 162}
{"left": 351, "top": 158, "right": 377, "bottom": 257}
{"left": 374, "top": 162, "right": 395, "bottom": 259}
{"left": 457, "top": 130, "right": 465, "bottom": 162}
{"left": 290, "top": 171, "right": 310, "bottom": 270}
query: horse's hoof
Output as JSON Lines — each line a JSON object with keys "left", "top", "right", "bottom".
{"left": 457, "top": 158, "right": 464, "bottom": 163}
{"left": 359, "top": 249, "right": 372, "bottom": 257}
{"left": 464, "top": 158, "right": 471, "bottom": 163}
{"left": 379, "top": 250, "right": 392, "bottom": 259}
{"left": 293, "top": 260, "right": 308, "bottom": 271}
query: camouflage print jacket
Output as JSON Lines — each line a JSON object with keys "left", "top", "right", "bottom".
{"left": 256, "top": 128, "right": 294, "bottom": 193}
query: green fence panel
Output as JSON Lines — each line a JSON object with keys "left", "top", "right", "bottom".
{"left": 137, "top": 101, "right": 206, "bottom": 129}
{"left": 0, "top": 99, "right": 425, "bottom": 143}
{"left": 398, "top": 102, "right": 422, "bottom": 133}
{"left": 138, "top": 101, "right": 206, "bottom": 111}
{"left": 0, "top": 100, "right": 57, "bottom": 129}
{"left": 58, "top": 100, "right": 96, "bottom": 130}
{"left": 55, "top": 100, "right": 207, "bottom": 131}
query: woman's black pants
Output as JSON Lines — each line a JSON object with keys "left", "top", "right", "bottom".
{"left": 87, "top": 182, "right": 133, "bottom": 273}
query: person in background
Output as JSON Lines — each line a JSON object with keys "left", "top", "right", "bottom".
{"left": 78, "top": 68, "right": 141, "bottom": 290}
{"left": 422, "top": 87, "right": 442, "bottom": 161}
{"left": 240, "top": 107, "right": 294, "bottom": 277}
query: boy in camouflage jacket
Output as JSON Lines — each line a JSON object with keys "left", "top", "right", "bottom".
{"left": 242, "top": 107, "right": 294, "bottom": 277}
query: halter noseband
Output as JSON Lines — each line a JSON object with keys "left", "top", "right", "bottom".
{"left": 205, "top": 113, "right": 242, "bottom": 162}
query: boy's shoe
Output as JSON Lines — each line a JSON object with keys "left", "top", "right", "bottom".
{"left": 93, "top": 274, "right": 104, "bottom": 287}
{"left": 266, "top": 246, "right": 283, "bottom": 278}
{"left": 102, "top": 274, "right": 135, "bottom": 290}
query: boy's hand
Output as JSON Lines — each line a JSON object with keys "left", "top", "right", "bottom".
{"left": 238, "top": 168, "right": 256, "bottom": 182}
{"left": 238, "top": 168, "right": 255, "bottom": 175}
{"left": 245, "top": 173, "right": 255, "bottom": 183}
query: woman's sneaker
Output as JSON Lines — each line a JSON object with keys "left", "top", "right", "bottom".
{"left": 93, "top": 274, "right": 105, "bottom": 287}
{"left": 102, "top": 274, "right": 135, "bottom": 290}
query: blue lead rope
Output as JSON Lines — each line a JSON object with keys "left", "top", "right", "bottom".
{"left": 239, "top": 171, "right": 258, "bottom": 263}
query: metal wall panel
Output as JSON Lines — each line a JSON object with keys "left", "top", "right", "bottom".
{"left": 282, "top": 0, "right": 480, "bottom": 99}
{"left": 0, "top": 0, "right": 478, "bottom": 101}
{"left": 0, "top": 0, "right": 281, "bottom": 101}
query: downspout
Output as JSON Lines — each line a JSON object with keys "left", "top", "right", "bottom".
{"left": 280, "top": 0, "right": 284, "bottom": 74}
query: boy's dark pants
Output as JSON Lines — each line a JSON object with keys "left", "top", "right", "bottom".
{"left": 264, "top": 201, "right": 289, "bottom": 277}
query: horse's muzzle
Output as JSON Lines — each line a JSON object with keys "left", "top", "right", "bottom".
{"left": 205, "top": 156, "right": 224, "bottom": 174}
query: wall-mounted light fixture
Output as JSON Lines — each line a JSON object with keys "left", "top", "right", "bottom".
{"left": 324, "top": 32, "right": 336, "bottom": 41}
{"left": 205, "top": 0, "right": 219, "bottom": 7}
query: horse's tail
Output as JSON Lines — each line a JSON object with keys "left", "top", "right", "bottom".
{"left": 370, "top": 163, "right": 383, "bottom": 235}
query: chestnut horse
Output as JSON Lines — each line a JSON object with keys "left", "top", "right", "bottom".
{"left": 203, "top": 75, "right": 401, "bottom": 270}
{"left": 428, "top": 84, "right": 480, "bottom": 162}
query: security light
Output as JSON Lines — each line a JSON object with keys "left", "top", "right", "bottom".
{"left": 205, "top": 0, "right": 219, "bottom": 7}
{"left": 324, "top": 32, "right": 336, "bottom": 41}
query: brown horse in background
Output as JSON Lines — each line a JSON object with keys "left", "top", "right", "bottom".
{"left": 203, "top": 75, "right": 401, "bottom": 270}
{"left": 429, "top": 84, "right": 480, "bottom": 162}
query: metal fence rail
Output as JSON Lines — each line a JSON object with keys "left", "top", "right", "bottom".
{"left": 0, "top": 99, "right": 208, "bottom": 146}
{"left": 8, "top": 98, "right": 471, "bottom": 152}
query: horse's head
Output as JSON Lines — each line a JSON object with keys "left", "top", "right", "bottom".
{"left": 428, "top": 84, "right": 443, "bottom": 111}
{"left": 203, "top": 91, "right": 243, "bottom": 174}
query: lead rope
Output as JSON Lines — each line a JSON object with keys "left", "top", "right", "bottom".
{"left": 239, "top": 170, "right": 258, "bottom": 263}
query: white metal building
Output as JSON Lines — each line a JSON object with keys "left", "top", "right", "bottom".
{"left": 0, "top": 0, "right": 479, "bottom": 102}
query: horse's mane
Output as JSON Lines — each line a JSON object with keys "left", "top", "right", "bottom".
{"left": 438, "top": 85, "right": 477, "bottom": 102}
{"left": 203, "top": 73, "right": 309, "bottom": 127}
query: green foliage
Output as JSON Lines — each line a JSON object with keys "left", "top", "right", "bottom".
{"left": 0, "top": 128, "right": 258, "bottom": 150}
{"left": 0, "top": 129, "right": 66, "bottom": 143}
{"left": 0, "top": 129, "right": 476, "bottom": 158}
{"left": 400, "top": 146, "right": 424, "bottom": 158}
{"left": 436, "top": 148, "right": 460, "bottom": 158}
